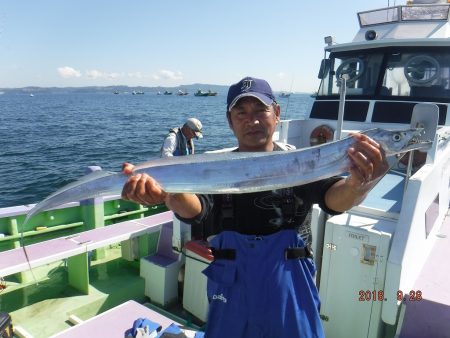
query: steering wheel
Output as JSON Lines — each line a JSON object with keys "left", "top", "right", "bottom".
{"left": 404, "top": 55, "right": 440, "bottom": 85}
{"left": 335, "top": 58, "right": 365, "bottom": 83}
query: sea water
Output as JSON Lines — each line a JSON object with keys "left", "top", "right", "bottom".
{"left": 0, "top": 90, "right": 313, "bottom": 207}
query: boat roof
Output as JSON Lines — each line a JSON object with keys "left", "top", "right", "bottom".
{"left": 325, "top": 3, "right": 450, "bottom": 53}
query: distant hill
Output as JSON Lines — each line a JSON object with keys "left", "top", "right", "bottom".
{"left": 0, "top": 84, "right": 230, "bottom": 95}
{"left": 0, "top": 84, "right": 312, "bottom": 96}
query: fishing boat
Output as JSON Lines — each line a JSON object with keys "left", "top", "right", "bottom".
{"left": 1, "top": 1, "right": 449, "bottom": 337}
{"left": 163, "top": 91, "right": 172, "bottom": 95}
{"left": 279, "top": 92, "right": 290, "bottom": 98}
{"left": 177, "top": 90, "right": 188, "bottom": 96}
{"left": 194, "top": 90, "right": 209, "bottom": 97}
{"left": 194, "top": 89, "right": 217, "bottom": 97}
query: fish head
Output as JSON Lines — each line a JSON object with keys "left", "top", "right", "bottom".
{"left": 363, "top": 128, "right": 432, "bottom": 156}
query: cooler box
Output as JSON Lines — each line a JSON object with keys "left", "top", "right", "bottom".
{"left": 183, "top": 241, "right": 214, "bottom": 322}
{"left": 0, "top": 312, "right": 13, "bottom": 338}
{"left": 319, "top": 213, "right": 395, "bottom": 338}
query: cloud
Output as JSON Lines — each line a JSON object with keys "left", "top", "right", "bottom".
{"left": 86, "top": 69, "right": 122, "bottom": 79}
{"left": 86, "top": 69, "right": 104, "bottom": 79}
{"left": 56, "top": 67, "right": 183, "bottom": 82}
{"left": 57, "top": 66, "right": 82, "bottom": 78}
{"left": 156, "top": 69, "right": 183, "bottom": 80}
{"left": 128, "top": 72, "right": 144, "bottom": 79}
{"left": 108, "top": 72, "right": 120, "bottom": 79}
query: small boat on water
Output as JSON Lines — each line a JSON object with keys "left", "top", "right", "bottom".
{"left": 194, "top": 89, "right": 217, "bottom": 96}
{"left": 132, "top": 91, "right": 144, "bottom": 95}
{"left": 163, "top": 90, "right": 173, "bottom": 95}
{"left": 194, "top": 89, "right": 209, "bottom": 96}
{"left": 1, "top": 1, "right": 449, "bottom": 337}
{"left": 177, "top": 90, "right": 188, "bottom": 96}
{"left": 279, "top": 92, "right": 290, "bottom": 98}
{"left": 29, "top": 93, "right": 34, "bottom": 97}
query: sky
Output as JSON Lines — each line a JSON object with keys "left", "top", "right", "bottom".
{"left": 0, "top": 0, "right": 397, "bottom": 92}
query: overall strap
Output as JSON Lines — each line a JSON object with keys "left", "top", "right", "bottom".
{"left": 220, "top": 194, "right": 234, "bottom": 230}
{"left": 171, "top": 127, "right": 189, "bottom": 156}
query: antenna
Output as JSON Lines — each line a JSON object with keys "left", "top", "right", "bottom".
{"left": 282, "top": 76, "right": 294, "bottom": 120}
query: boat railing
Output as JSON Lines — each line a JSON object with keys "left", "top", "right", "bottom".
{"left": 0, "top": 193, "right": 166, "bottom": 253}
{"left": 382, "top": 126, "right": 450, "bottom": 324}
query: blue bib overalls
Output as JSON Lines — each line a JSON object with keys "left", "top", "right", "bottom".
{"left": 203, "top": 229, "right": 324, "bottom": 338}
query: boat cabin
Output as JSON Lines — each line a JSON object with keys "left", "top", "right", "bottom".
{"left": 313, "top": 3, "right": 450, "bottom": 128}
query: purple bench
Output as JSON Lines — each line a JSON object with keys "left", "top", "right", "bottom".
{"left": 0, "top": 211, "right": 174, "bottom": 293}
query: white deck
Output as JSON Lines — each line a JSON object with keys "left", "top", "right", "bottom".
{"left": 49, "top": 300, "right": 178, "bottom": 338}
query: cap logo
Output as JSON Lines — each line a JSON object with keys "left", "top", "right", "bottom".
{"left": 241, "top": 79, "right": 253, "bottom": 92}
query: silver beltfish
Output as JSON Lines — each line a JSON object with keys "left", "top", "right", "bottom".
{"left": 24, "top": 128, "right": 430, "bottom": 223}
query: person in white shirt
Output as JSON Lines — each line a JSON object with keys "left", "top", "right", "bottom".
{"left": 160, "top": 118, "right": 203, "bottom": 157}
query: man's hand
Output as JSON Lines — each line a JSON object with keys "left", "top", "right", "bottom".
{"left": 121, "top": 173, "right": 168, "bottom": 206}
{"left": 345, "top": 132, "right": 389, "bottom": 192}
{"left": 120, "top": 162, "right": 202, "bottom": 218}
{"left": 121, "top": 162, "right": 167, "bottom": 205}
{"left": 325, "top": 133, "right": 390, "bottom": 212}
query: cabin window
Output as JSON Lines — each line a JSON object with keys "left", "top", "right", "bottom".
{"left": 383, "top": 51, "right": 450, "bottom": 99}
{"left": 317, "top": 48, "right": 450, "bottom": 101}
{"left": 317, "top": 53, "right": 383, "bottom": 97}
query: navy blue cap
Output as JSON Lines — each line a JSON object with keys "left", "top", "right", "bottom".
{"left": 227, "top": 76, "right": 276, "bottom": 112}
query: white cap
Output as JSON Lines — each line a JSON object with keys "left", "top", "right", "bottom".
{"left": 185, "top": 118, "right": 203, "bottom": 139}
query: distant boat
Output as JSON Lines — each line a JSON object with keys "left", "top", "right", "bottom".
{"left": 163, "top": 91, "right": 173, "bottom": 95}
{"left": 194, "top": 89, "right": 217, "bottom": 97}
{"left": 194, "top": 90, "right": 208, "bottom": 97}
{"left": 177, "top": 90, "right": 188, "bottom": 96}
{"left": 157, "top": 91, "right": 162, "bottom": 95}
{"left": 279, "top": 92, "right": 290, "bottom": 98}
{"left": 113, "top": 91, "right": 119, "bottom": 94}
{"left": 132, "top": 91, "right": 144, "bottom": 95}
{"left": 29, "top": 93, "right": 34, "bottom": 97}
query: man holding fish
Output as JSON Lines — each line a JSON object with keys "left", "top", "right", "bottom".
{"left": 122, "top": 77, "right": 389, "bottom": 338}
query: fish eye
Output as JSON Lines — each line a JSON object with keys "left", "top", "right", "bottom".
{"left": 392, "top": 133, "right": 402, "bottom": 142}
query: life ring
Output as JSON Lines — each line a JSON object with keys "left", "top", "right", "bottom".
{"left": 310, "top": 125, "right": 334, "bottom": 146}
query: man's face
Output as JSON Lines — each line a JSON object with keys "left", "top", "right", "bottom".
{"left": 228, "top": 96, "right": 280, "bottom": 151}
{"left": 182, "top": 126, "right": 195, "bottom": 141}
